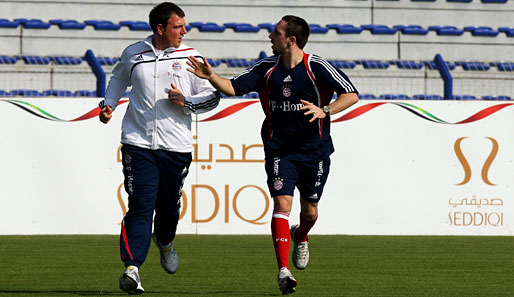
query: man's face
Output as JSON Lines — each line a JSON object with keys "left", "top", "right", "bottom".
{"left": 160, "top": 13, "right": 187, "bottom": 48}
{"left": 269, "top": 20, "right": 290, "bottom": 55}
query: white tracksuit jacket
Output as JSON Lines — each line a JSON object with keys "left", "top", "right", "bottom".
{"left": 101, "top": 35, "right": 220, "bottom": 152}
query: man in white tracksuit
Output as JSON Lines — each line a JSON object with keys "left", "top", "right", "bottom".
{"left": 98, "top": 2, "right": 220, "bottom": 294}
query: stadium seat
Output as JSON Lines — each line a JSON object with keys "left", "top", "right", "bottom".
{"left": 482, "top": 95, "right": 511, "bottom": 100}
{"left": 257, "top": 23, "right": 275, "bottom": 33}
{"left": 20, "top": 55, "right": 51, "bottom": 65}
{"left": 189, "top": 22, "right": 225, "bottom": 32}
{"left": 481, "top": 0, "right": 508, "bottom": 2}
{"left": 411, "top": 0, "right": 437, "bottom": 2}
{"left": 361, "top": 60, "right": 390, "bottom": 69}
{"left": 225, "top": 58, "right": 255, "bottom": 68}
{"left": 498, "top": 27, "right": 514, "bottom": 37}
{"left": 453, "top": 95, "right": 477, "bottom": 100}
{"left": 361, "top": 24, "right": 397, "bottom": 34}
{"left": 393, "top": 25, "right": 429, "bottom": 35}
{"left": 358, "top": 94, "right": 377, "bottom": 99}
{"left": 10, "top": 89, "right": 40, "bottom": 96}
{"left": 447, "top": 0, "right": 472, "bottom": 2}
{"left": 95, "top": 57, "right": 119, "bottom": 66}
{"left": 207, "top": 58, "right": 221, "bottom": 67}
{"left": 459, "top": 61, "right": 490, "bottom": 71}
{"left": 0, "top": 18, "right": 20, "bottom": 28}
{"left": 42, "top": 89, "right": 73, "bottom": 96}
{"left": 413, "top": 94, "right": 444, "bottom": 100}
{"left": 0, "top": 90, "right": 11, "bottom": 96}
{"left": 429, "top": 26, "right": 464, "bottom": 36}
{"left": 463, "top": 26, "right": 499, "bottom": 37}
{"left": 49, "top": 19, "right": 86, "bottom": 30}
{"left": 493, "top": 62, "right": 514, "bottom": 71}
{"left": 394, "top": 60, "right": 424, "bottom": 69}
{"left": 326, "top": 24, "right": 363, "bottom": 34}
{"left": 0, "top": 55, "right": 19, "bottom": 64}
{"left": 119, "top": 21, "right": 151, "bottom": 31}
{"left": 14, "top": 18, "right": 51, "bottom": 29}
{"left": 328, "top": 60, "right": 356, "bottom": 69}
{"left": 423, "top": 60, "right": 456, "bottom": 70}
{"left": 73, "top": 90, "right": 96, "bottom": 97}
{"left": 51, "top": 56, "right": 83, "bottom": 65}
{"left": 84, "top": 20, "right": 121, "bottom": 30}
{"left": 309, "top": 24, "right": 329, "bottom": 34}
{"left": 379, "top": 94, "right": 411, "bottom": 99}
{"left": 223, "top": 23, "right": 260, "bottom": 32}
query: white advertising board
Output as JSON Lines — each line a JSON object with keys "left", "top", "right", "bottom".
{"left": 0, "top": 98, "right": 512, "bottom": 235}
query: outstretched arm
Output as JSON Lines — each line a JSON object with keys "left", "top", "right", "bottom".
{"left": 187, "top": 56, "right": 236, "bottom": 97}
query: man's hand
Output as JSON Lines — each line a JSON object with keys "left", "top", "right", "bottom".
{"left": 300, "top": 99, "right": 326, "bottom": 122}
{"left": 168, "top": 82, "right": 185, "bottom": 107}
{"left": 186, "top": 56, "right": 213, "bottom": 79}
{"left": 99, "top": 105, "right": 113, "bottom": 124}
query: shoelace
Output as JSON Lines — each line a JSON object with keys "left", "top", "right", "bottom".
{"left": 297, "top": 242, "right": 309, "bottom": 257}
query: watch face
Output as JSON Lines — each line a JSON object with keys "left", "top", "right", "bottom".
{"left": 323, "top": 106, "right": 330, "bottom": 113}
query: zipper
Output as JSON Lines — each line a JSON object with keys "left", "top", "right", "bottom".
{"left": 152, "top": 54, "right": 159, "bottom": 150}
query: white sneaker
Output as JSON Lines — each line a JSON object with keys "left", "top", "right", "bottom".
{"left": 119, "top": 265, "right": 144, "bottom": 295}
{"left": 152, "top": 232, "right": 178, "bottom": 274}
{"left": 290, "top": 224, "right": 309, "bottom": 270}
{"left": 278, "top": 267, "right": 297, "bottom": 295}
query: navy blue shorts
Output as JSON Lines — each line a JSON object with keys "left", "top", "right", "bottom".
{"left": 264, "top": 156, "right": 331, "bottom": 202}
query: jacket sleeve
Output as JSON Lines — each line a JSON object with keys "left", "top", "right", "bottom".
{"left": 183, "top": 75, "right": 221, "bottom": 115}
{"left": 99, "top": 49, "right": 131, "bottom": 111}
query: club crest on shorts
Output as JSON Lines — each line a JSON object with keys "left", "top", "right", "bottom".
{"left": 273, "top": 177, "right": 284, "bottom": 190}
{"left": 172, "top": 61, "right": 182, "bottom": 71}
{"left": 124, "top": 153, "right": 132, "bottom": 164}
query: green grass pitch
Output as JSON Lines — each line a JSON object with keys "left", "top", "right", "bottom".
{"left": 1, "top": 235, "right": 514, "bottom": 296}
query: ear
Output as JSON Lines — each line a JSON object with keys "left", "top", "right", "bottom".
{"left": 288, "top": 35, "right": 296, "bottom": 47}
{"left": 156, "top": 23, "right": 164, "bottom": 36}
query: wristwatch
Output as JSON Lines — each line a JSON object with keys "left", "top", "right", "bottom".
{"left": 322, "top": 105, "right": 330, "bottom": 115}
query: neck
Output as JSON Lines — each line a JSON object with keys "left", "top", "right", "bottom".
{"left": 152, "top": 35, "right": 176, "bottom": 51}
{"left": 281, "top": 48, "right": 304, "bottom": 68}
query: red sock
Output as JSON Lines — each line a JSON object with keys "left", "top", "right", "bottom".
{"left": 271, "top": 211, "right": 291, "bottom": 269}
{"left": 295, "top": 213, "right": 318, "bottom": 242}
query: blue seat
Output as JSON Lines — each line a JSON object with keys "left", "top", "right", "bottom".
{"left": 411, "top": 0, "right": 437, "bottom": 2}
{"left": 10, "top": 89, "right": 40, "bottom": 96}
{"left": 361, "top": 60, "right": 390, "bottom": 69}
{"left": 326, "top": 24, "right": 363, "bottom": 34}
{"left": 463, "top": 26, "right": 499, "bottom": 37}
{"left": 0, "top": 55, "right": 19, "bottom": 64}
{"left": 429, "top": 26, "right": 464, "bottom": 36}
{"left": 49, "top": 19, "right": 86, "bottom": 30}
{"left": 481, "top": 0, "right": 507, "bottom": 2}
{"left": 395, "top": 60, "right": 424, "bottom": 69}
{"left": 73, "top": 90, "right": 96, "bottom": 97}
{"left": 51, "top": 56, "right": 83, "bottom": 65}
{"left": 309, "top": 24, "right": 329, "bottom": 34}
{"left": 0, "top": 18, "right": 20, "bottom": 28}
{"left": 379, "top": 94, "right": 411, "bottom": 100}
{"left": 0, "top": 90, "right": 11, "bottom": 96}
{"left": 189, "top": 22, "right": 225, "bottom": 32}
{"left": 423, "top": 60, "right": 456, "bottom": 70}
{"left": 394, "top": 25, "right": 429, "bottom": 35}
{"left": 43, "top": 89, "right": 73, "bottom": 96}
{"left": 459, "top": 61, "right": 490, "bottom": 71}
{"left": 328, "top": 60, "right": 356, "bottom": 69}
{"left": 223, "top": 23, "right": 260, "bottom": 32}
{"left": 494, "top": 62, "right": 514, "bottom": 71}
{"left": 207, "top": 59, "right": 221, "bottom": 67}
{"left": 95, "top": 57, "right": 119, "bottom": 66}
{"left": 84, "top": 20, "right": 121, "bottom": 30}
{"left": 499, "top": 27, "right": 514, "bottom": 37}
{"left": 258, "top": 23, "right": 275, "bottom": 32}
{"left": 358, "top": 93, "right": 377, "bottom": 99}
{"left": 14, "top": 18, "right": 51, "bottom": 29}
{"left": 21, "top": 55, "right": 51, "bottom": 65}
{"left": 413, "top": 94, "right": 443, "bottom": 100}
{"left": 482, "top": 95, "right": 511, "bottom": 100}
{"left": 119, "top": 21, "right": 151, "bottom": 31}
{"left": 447, "top": 0, "right": 473, "bottom": 2}
{"left": 361, "top": 24, "right": 397, "bottom": 34}
{"left": 453, "top": 95, "right": 477, "bottom": 100}
{"left": 226, "top": 58, "right": 254, "bottom": 68}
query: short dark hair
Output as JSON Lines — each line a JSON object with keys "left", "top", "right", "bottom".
{"left": 149, "top": 2, "right": 185, "bottom": 33}
{"left": 281, "top": 15, "right": 310, "bottom": 49}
